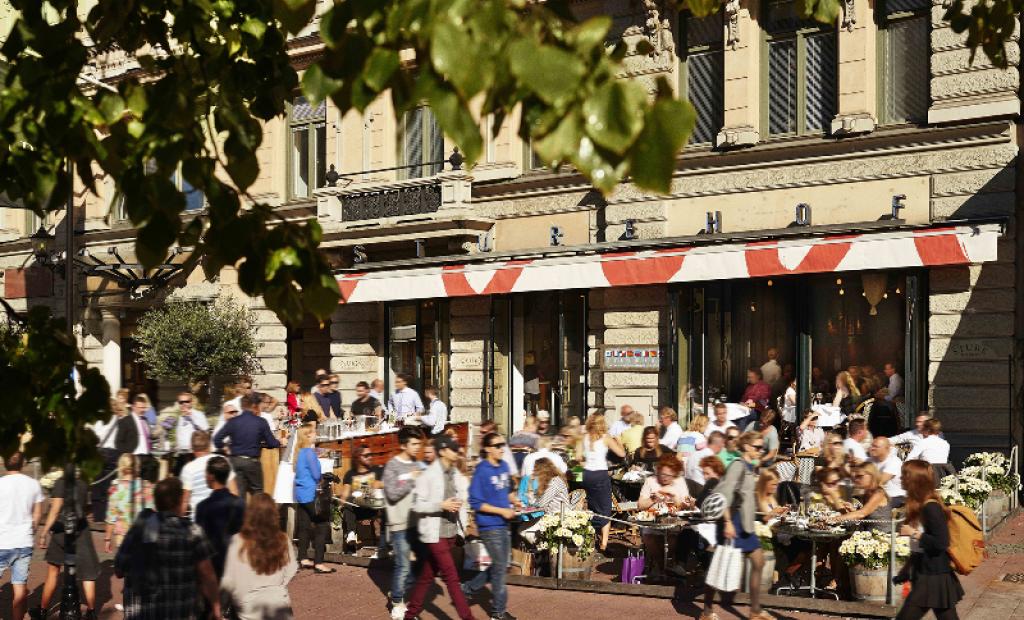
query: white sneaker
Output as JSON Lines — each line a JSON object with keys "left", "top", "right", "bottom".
{"left": 390, "top": 602, "right": 407, "bottom": 620}
{"left": 114, "top": 603, "right": 124, "bottom": 612}
{"left": 346, "top": 530, "right": 358, "bottom": 544}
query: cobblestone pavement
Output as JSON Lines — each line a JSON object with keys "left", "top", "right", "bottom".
{"left": 1, "top": 514, "right": 1021, "bottom": 620}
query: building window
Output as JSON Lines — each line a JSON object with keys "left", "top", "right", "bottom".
{"left": 763, "top": 0, "right": 837, "bottom": 137}
{"left": 680, "top": 11, "right": 724, "bottom": 144}
{"left": 878, "top": 0, "right": 930, "bottom": 124}
{"left": 401, "top": 105, "right": 444, "bottom": 179}
{"left": 289, "top": 96, "right": 327, "bottom": 199}
{"left": 170, "top": 168, "right": 205, "bottom": 212}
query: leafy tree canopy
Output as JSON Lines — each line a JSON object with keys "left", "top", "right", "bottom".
{"left": 134, "top": 299, "right": 262, "bottom": 392}
{"left": 0, "top": 303, "right": 109, "bottom": 477}
{"left": 1, "top": 0, "right": 1010, "bottom": 328}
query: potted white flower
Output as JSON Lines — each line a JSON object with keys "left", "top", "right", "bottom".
{"left": 940, "top": 473, "right": 992, "bottom": 514}
{"left": 838, "top": 529, "right": 911, "bottom": 602}
{"left": 962, "top": 452, "right": 1019, "bottom": 519}
{"left": 535, "top": 510, "right": 596, "bottom": 580}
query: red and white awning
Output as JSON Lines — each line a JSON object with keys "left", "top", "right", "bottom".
{"left": 337, "top": 223, "right": 1000, "bottom": 304}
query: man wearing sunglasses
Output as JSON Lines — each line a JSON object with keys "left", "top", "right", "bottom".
{"left": 171, "top": 392, "right": 209, "bottom": 475}
{"left": 464, "top": 433, "right": 521, "bottom": 620}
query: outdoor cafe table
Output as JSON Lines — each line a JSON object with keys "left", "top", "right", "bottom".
{"left": 773, "top": 524, "right": 852, "bottom": 600}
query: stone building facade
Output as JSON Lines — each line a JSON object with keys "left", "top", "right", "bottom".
{"left": 0, "top": 0, "right": 1020, "bottom": 458}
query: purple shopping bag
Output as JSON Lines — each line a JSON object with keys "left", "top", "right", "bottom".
{"left": 631, "top": 552, "right": 646, "bottom": 583}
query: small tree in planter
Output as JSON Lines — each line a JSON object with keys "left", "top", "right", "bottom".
{"left": 134, "top": 299, "right": 263, "bottom": 408}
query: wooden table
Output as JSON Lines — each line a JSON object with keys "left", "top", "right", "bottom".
{"left": 317, "top": 421, "right": 470, "bottom": 480}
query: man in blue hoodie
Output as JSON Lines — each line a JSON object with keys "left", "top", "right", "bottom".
{"left": 464, "top": 432, "right": 521, "bottom": 620}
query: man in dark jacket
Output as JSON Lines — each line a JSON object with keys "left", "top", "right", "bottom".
{"left": 194, "top": 456, "right": 245, "bottom": 578}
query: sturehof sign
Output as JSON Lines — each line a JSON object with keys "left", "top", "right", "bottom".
{"left": 602, "top": 346, "right": 661, "bottom": 371}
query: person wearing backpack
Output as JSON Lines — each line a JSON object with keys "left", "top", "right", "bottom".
{"left": 894, "top": 459, "right": 964, "bottom": 620}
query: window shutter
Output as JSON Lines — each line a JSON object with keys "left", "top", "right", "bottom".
{"left": 803, "top": 32, "right": 837, "bottom": 134}
{"left": 684, "top": 13, "right": 724, "bottom": 145}
{"left": 768, "top": 39, "right": 798, "bottom": 135}
{"left": 405, "top": 107, "right": 424, "bottom": 178}
{"left": 885, "top": 16, "right": 929, "bottom": 123}
{"left": 427, "top": 108, "right": 444, "bottom": 176}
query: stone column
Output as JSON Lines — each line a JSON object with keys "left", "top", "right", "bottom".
{"left": 100, "top": 309, "right": 122, "bottom": 392}
{"left": 448, "top": 298, "right": 490, "bottom": 429}
{"left": 249, "top": 300, "right": 288, "bottom": 394}
{"left": 830, "top": 0, "right": 877, "bottom": 136}
{"left": 716, "top": 0, "right": 761, "bottom": 148}
{"left": 329, "top": 303, "right": 381, "bottom": 405}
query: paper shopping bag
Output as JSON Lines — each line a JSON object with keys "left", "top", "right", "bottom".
{"left": 705, "top": 543, "right": 743, "bottom": 592}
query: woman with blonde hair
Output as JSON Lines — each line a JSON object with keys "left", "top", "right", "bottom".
{"left": 677, "top": 414, "right": 709, "bottom": 455}
{"left": 755, "top": 469, "right": 787, "bottom": 520}
{"left": 221, "top": 493, "right": 298, "bottom": 620}
{"left": 293, "top": 423, "right": 334, "bottom": 572}
{"left": 104, "top": 454, "right": 153, "bottom": 552}
{"left": 833, "top": 462, "right": 891, "bottom": 526}
{"left": 532, "top": 458, "right": 570, "bottom": 513}
{"left": 619, "top": 411, "right": 647, "bottom": 454}
{"left": 833, "top": 370, "right": 862, "bottom": 414}
{"left": 577, "top": 414, "right": 625, "bottom": 556}
{"left": 820, "top": 431, "right": 851, "bottom": 479}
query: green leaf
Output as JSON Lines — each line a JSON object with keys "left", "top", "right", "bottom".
{"left": 427, "top": 86, "right": 482, "bottom": 164}
{"left": 569, "top": 17, "right": 612, "bottom": 52}
{"left": 302, "top": 64, "right": 343, "bottom": 105}
{"left": 240, "top": 17, "right": 267, "bottom": 41}
{"left": 303, "top": 272, "right": 342, "bottom": 321}
{"left": 265, "top": 246, "right": 300, "bottom": 280}
{"left": 508, "top": 39, "right": 585, "bottom": 105}
{"left": 362, "top": 48, "right": 400, "bottom": 92}
{"left": 273, "top": 0, "right": 316, "bottom": 35}
{"left": 532, "top": 109, "right": 584, "bottom": 166}
{"left": 431, "top": 22, "right": 485, "bottom": 97}
{"left": 628, "top": 98, "right": 694, "bottom": 194}
{"left": 581, "top": 80, "right": 647, "bottom": 154}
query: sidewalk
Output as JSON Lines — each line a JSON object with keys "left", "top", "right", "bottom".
{"left": 955, "top": 511, "right": 1024, "bottom": 619}
{"left": 1, "top": 516, "right": 1021, "bottom": 619}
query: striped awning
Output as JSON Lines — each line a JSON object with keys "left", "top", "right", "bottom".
{"left": 337, "top": 223, "right": 1001, "bottom": 304}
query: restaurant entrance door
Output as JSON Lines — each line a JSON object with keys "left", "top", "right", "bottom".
{"left": 499, "top": 291, "right": 588, "bottom": 433}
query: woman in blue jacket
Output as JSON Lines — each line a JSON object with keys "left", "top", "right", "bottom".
{"left": 293, "top": 424, "right": 335, "bottom": 573}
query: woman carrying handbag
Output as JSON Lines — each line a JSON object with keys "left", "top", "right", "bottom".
{"left": 893, "top": 459, "right": 964, "bottom": 620}
{"left": 702, "top": 431, "right": 774, "bottom": 620}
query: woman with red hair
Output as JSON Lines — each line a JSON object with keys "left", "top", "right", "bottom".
{"left": 637, "top": 454, "right": 694, "bottom": 577}
{"left": 221, "top": 493, "right": 297, "bottom": 620}
{"left": 894, "top": 459, "right": 963, "bottom": 620}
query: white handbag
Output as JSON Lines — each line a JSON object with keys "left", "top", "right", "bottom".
{"left": 705, "top": 542, "right": 743, "bottom": 592}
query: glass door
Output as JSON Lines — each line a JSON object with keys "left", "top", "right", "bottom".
{"left": 558, "top": 291, "right": 588, "bottom": 424}
{"left": 385, "top": 300, "right": 450, "bottom": 400}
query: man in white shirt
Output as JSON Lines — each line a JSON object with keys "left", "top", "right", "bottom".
{"left": 869, "top": 437, "right": 906, "bottom": 507}
{"left": 419, "top": 386, "right": 448, "bottom": 436}
{"left": 760, "top": 348, "right": 782, "bottom": 386}
{"left": 521, "top": 437, "right": 569, "bottom": 478}
{"left": 388, "top": 374, "right": 424, "bottom": 422}
{"left": 608, "top": 404, "right": 634, "bottom": 438}
{"left": 880, "top": 363, "right": 904, "bottom": 402}
{"left": 843, "top": 419, "right": 869, "bottom": 463}
{"left": 369, "top": 378, "right": 386, "bottom": 408}
{"left": 686, "top": 432, "right": 725, "bottom": 485}
{"left": 907, "top": 419, "right": 950, "bottom": 464}
{"left": 704, "top": 403, "right": 737, "bottom": 438}
{"left": 173, "top": 392, "right": 209, "bottom": 474}
{"left": 0, "top": 452, "right": 44, "bottom": 620}
{"left": 180, "top": 431, "right": 236, "bottom": 516}
{"left": 890, "top": 413, "right": 930, "bottom": 450}
{"left": 657, "top": 408, "right": 683, "bottom": 450}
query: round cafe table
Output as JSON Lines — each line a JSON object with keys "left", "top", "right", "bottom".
{"left": 773, "top": 524, "right": 850, "bottom": 600}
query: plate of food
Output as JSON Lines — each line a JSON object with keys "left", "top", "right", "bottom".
{"left": 633, "top": 511, "right": 656, "bottom": 523}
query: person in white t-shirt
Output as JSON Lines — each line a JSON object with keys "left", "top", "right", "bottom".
{"left": 906, "top": 419, "right": 950, "bottom": 465}
{"left": 608, "top": 404, "right": 635, "bottom": 438}
{"left": 657, "top": 408, "right": 684, "bottom": 450}
{"left": 172, "top": 392, "right": 208, "bottom": 475}
{"left": 889, "top": 413, "right": 930, "bottom": 451}
{"left": 704, "top": 403, "right": 736, "bottom": 438}
{"left": 869, "top": 437, "right": 906, "bottom": 508}
{"left": 760, "top": 348, "right": 782, "bottom": 386}
{"left": 685, "top": 432, "right": 725, "bottom": 486}
{"left": 0, "top": 452, "right": 44, "bottom": 620}
{"left": 181, "top": 432, "right": 237, "bottom": 516}
{"left": 843, "top": 419, "right": 869, "bottom": 463}
{"left": 419, "top": 386, "right": 448, "bottom": 436}
{"left": 388, "top": 374, "right": 424, "bottom": 423}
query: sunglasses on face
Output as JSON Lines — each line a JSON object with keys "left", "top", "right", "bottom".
{"left": 750, "top": 444, "right": 765, "bottom": 450}
{"left": 489, "top": 443, "right": 506, "bottom": 449}
{"left": 823, "top": 480, "right": 839, "bottom": 486}
{"left": 830, "top": 441, "right": 843, "bottom": 446}
{"left": 178, "top": 400, "right": 192, "bottom": 405}
{"left": 330, "top": 381, "right": 339, "bottom": 385}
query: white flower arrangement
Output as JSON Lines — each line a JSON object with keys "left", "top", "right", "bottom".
{"left": 754, "top": 521, "right": 774, "bottom": 551}
{"left": 938, "top": 487, "right": 965, "bottom": 507}
{"left": 39, "top": 469, "right": 63, "bottom": 492}
{"left": 838, "top": 529, "right": 911, "bottom": 570}
{"left": 940, "top": 471, "right": 992, "bottom": 511}
{"left": 535, "top": 509, "right": 595, "bottom": 560}
{"left": 964, "top": 452, "right": 1008, "bottom": 469}
{"left": 962, "top": 451, "right": 1020, "bottom": 495}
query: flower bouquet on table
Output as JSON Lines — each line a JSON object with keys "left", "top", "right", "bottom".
{"left": 940, "top": 473, "right": 992, "bottom": 511}
{"left": 839, "top": 530, "right": 911, "bottom": 570}
{"left": 754, "top": 521, "right": 774, "bottom": 551}
{"left": 534, "top": 510, "right": 596, "bottom": 560}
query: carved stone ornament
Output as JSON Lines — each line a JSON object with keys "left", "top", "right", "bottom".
{"left": 725, "top": 0, "right": 740, "bottom": 49}
{"left": 841, "top": 0, "right": 856, "bottom": 32}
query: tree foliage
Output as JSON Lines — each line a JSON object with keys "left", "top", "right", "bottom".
{"left": 0, "top": 304, "right": 109, "bottom": 477}
{"left": 134, "top": 299, "right": 263, "bottom": 391}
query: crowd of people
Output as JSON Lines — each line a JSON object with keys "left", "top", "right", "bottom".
{"left": 0, "top": 362, "right": 970, "bottom": 620}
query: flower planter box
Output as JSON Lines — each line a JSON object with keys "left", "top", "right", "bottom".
{"left": 553, "top": 547, "right": 594, "bottom": 581}
{"left": 850, "top": 562, "right": 903, "bottom": 602}
{"left": 985, "top": 490, "right": 1009, "bottom": 521}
